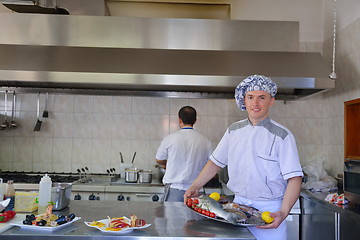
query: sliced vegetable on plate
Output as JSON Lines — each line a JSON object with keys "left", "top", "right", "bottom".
{"left": 85, "top": 214, "right": 150, "bottom": 233}
{"left": 10, "top": 201, "right": 80, "bottom": 231}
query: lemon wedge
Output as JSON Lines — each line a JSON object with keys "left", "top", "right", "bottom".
{"left": 209, "top": 192, "right": 221, "bottom": 201}
{"left": 261, "top": 211, "right": 274, "bottom": 224}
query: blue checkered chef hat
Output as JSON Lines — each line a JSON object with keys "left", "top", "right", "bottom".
{"left": 235, "top": 75, "right": 277, "bottom": 111}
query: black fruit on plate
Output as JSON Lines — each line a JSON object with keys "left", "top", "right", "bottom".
{"left": 23, "top": 219, "right": 32, "bottom": 225}
{"left": 68, "top": 213, "right": 76, "bottom": 221}
{"left": 56, "top": 216, "right": 67, "bottom": 225}
{"left": 26, "top": 214, "right": 36, "bottom": 221}
{"left": 37, "top": 219, "right": 47, "bottom": 226}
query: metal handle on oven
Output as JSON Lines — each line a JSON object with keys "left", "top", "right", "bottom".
{"left": 135, "top": 194, "right": 151, "bottom": 197}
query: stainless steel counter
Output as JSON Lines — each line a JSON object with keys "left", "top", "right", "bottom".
{"left": 301, "top": 190, "right": 360, "bottom": 217}
{"left": 301, "top": 190, "right": 360, "bottom": 240}
{"left": 0, "top": 201, "right": 255, "bottom": 240}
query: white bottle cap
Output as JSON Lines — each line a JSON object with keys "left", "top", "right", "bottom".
{"left": 40, "top": 174, "right": 52, "bottom": 183}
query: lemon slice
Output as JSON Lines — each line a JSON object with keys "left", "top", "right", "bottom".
{"left": 261, "top": 211, "right": 274, "bottom": 223}
{"left": 209, "top": 192, "right": 221, "bottom": 201}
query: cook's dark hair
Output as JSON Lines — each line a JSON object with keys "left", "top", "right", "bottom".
{"left": 178, "top": 106, "right": 197, "bottom": 125}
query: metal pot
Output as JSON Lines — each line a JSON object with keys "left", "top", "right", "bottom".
{"left": 51, "top": 183, "right": 72, "bottom": 210}
{"left": 139, "top": 170, "right": 152, "bottom": 183}
{"left": 125, "top": 168, "right": 139, "bottom": 183}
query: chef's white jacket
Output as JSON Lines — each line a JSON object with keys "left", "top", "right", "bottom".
{"left": 210, "top": 118, "right": 303, "bottom": 201}
{"left": 156, "top": 128, "right": 212, "bottom": 190}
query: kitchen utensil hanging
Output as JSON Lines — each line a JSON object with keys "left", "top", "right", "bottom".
{"left": 131, "top": 152, "right": 136, "bottom": 164}
{"left": 0, "top": 91, "right": 9, "bottom": 130}
{"left": 119, "top": 152, "right": 124, "bottom": 163}
{"left": 34, "top": 93, "right": 42, "bottom": 131}
{"left": 10, "top": 91, "right": 18, "bottom": 129}
{"left": 42, "top": 92, "right": 49, "bottom": 118}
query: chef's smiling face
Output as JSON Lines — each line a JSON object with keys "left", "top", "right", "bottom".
{"left": 244, "top": 90, "right": 275, "bottom": 125}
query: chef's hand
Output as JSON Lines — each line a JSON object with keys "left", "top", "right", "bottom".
{"left": 256, "top": 211, "right": 286, "bottom": 229}
{"left": 183, "top": 187, "right": 200, "bottom": 204}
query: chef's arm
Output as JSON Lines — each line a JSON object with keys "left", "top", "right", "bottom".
{"left": 156, "top": 159, "right": 167, "bottom": 169}
{"left": 258, "top": 176, "right": 302, "bottom": 229}
{"left": 184, "top": 160, "right": 220, "bottom": 202}
{"left": 281, "top": 176, "right": 302, "bottom": 216}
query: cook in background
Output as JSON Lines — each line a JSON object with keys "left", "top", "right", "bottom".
{"left": 184, "top": 75, "right": 303, "bottom": 240}
{"left": 155, "top": 106, "right": 212, "bottom": 202}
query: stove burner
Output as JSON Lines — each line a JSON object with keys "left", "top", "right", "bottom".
{"left": 0, "top": 172, "right": 80, "bottom": 184}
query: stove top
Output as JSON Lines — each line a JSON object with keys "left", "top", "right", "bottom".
{"left": 0, "top": 171, "right": 80, "bottom": 184}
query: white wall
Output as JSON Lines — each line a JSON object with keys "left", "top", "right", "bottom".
{"left": 323, "top": 0, "right": 360, "bottom": 39}
{"left": 230, "top": 0, "right": 324, "bottom": 43}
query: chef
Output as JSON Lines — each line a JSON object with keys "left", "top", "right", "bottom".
{"left": 184, "top": 75, "right": 303, "bottom": 240}
{"left": 156, "top": 106, "right": 212, "bottom": 202}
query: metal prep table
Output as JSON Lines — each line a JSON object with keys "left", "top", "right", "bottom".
{"left": 301, "top": 189, "right": 360, "bottom": 240}
{"left": 0, "top": 201, "right": 256, "bottom": 240}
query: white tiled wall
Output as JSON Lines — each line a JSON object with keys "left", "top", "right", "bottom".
{"left": 0, "top": 93, "right": 313, "bottom": 175}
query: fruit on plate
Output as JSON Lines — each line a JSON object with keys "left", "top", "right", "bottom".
{"left": 89, "top": 215, "right": 147, "bottom": 231}
{"left": 22, "top": 203, "right": 76, "bottom": 227}
{"left": 209, "top": 192, "right": 221, "bottom": 201}
{"left": 261, "top": 211, "right": 274, "bottom": 224}
{"left": 130, "top": 214, "right": 147, "bottom": 227}
{"left": 22, "top": 213, "right": 77, "bottom": 226}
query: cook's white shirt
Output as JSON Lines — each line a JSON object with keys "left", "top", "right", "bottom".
{"left": 210, "top": 118, "right": 303, "bottom": 201}
{"left": 156, "top": 128, "right": 212, "bottom": 190}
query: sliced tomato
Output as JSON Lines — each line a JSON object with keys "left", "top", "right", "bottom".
{"left": 193, "top": 198, "right": 199, "bottom": 204}
{"left": 109, "top": 218, "right": 130, "bottom": 228}
{"left": 209, "top": 212, "right": 216, "bottom": 218}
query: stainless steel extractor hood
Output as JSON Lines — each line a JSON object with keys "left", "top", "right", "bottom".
{"left": 1, "top": 0, "right": 107, "bottom": 15}
{"left": 0, "top": 13, "right": 335, "bottom": 99}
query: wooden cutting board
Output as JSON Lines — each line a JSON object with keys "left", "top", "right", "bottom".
{"left": 0, "top": 213, "right": 27, "bottom": 233}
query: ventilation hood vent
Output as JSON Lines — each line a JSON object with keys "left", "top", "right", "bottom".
{"left": 0, "top": 13, "right": 335, "bottom": 99}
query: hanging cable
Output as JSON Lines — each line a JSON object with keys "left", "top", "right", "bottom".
{"left": 329, "top": 0, "right": 337, "bottom": 79}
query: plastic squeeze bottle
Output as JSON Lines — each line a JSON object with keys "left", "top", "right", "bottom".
{"left": 4, "top": 180, "right": 15, "bottom": 211}
{"left": 38, "top": 174, "right": 52, "bottom": 214}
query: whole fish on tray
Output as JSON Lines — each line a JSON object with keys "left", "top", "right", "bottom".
{"left": 188, "top": 195, "right": 266, "bottom": 226}
{"left": 222, "top": 202, "right": 265, "bottom": 226}
{"left": 194, "top": 195, "right": 247, "bottom": 225}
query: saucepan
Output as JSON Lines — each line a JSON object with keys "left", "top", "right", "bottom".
{"left": 139, "top": 170, "right": 152, "bottom": 183}
{"left": 125, "top": 168, "right": 139, "bottom": 183}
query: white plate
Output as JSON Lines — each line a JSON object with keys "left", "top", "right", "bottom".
{"left": 10, "top": 217, "right": 81, "bottom": 232}
{"left": 84, "top": 217, "right": 151, "bottom": 234}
